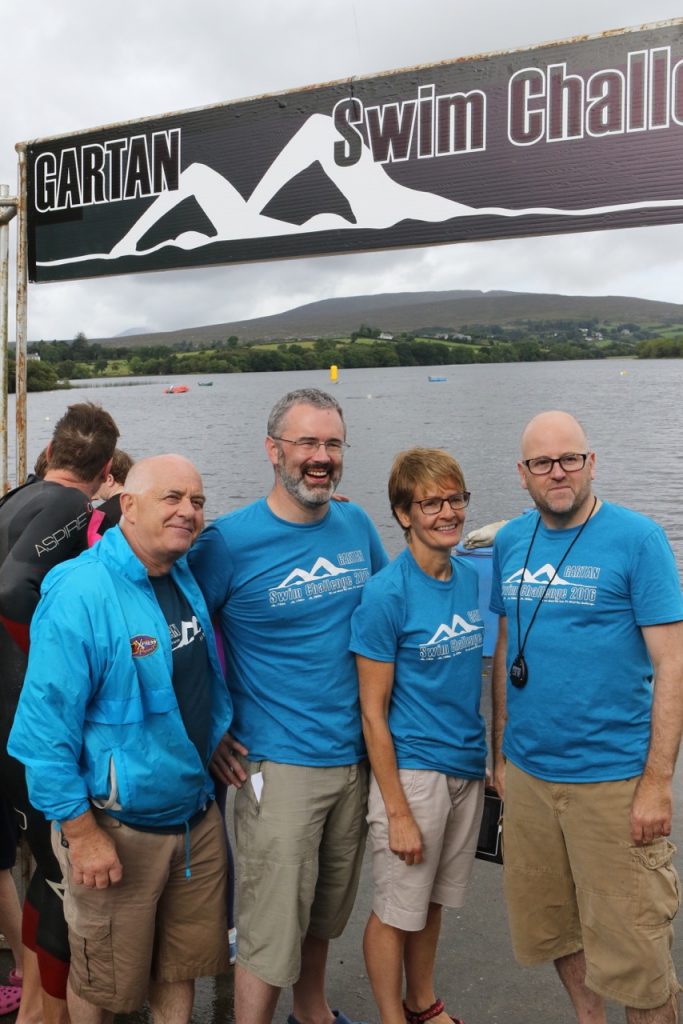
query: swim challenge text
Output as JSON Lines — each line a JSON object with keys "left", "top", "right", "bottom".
{"left": 333, "top": 46, "right": 683, "bottom": 165}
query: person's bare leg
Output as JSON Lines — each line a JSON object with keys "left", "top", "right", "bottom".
{"left": 554, "top": 951, "right": 606, "bottom": 1024}
{"left": 363, "top": 911, "right": 406, "bottom": 1024}
{"left": 0, "top": 869, "right": 23, "bottom": 971}
{"left": 626, "top": 993, "right": 679, "bottom": 1024}
{"left": 149, "top": 979, "right": 194, "bottom": 1024}
{"left": 291, "top": 933, "right": 333, "bottom": 1024}
{"left": 65, "top": 984, "right": 112, "bottom": 1024}
{"left": 234, "top": 964, "right": 281, "bottom": 1024}
{"left": 40, "top": 991, "right": 69, "bottom": 1024}
{"left": 15, "top": 948, "right": 42, "bottom": 1024}
{"left": 403, "top": 903, "right": 451, "bottom": 1024}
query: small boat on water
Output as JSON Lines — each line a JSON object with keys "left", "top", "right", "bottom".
{"left": 164, "top": 384, "right": 189, "bottom": 394}
{"left": 428, "top": 375, "right": 447, "bottom": 382}
{"left": 197, "top": 381, "right": 214, "bottom": 387}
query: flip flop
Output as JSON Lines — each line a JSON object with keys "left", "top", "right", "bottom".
{"left": 403, "top": 998, "right": 464, "bottom": 1024}
{"left": 0, "top": 985, "right": 22, "bottom": 1016}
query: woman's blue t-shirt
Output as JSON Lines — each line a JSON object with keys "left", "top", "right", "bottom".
{"left": 350, "top": 548, "right": 487, "bottom": 779}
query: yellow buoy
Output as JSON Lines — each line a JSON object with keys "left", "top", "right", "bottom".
{"left": 329, "top": 364, "right": 338, "bottom": 383}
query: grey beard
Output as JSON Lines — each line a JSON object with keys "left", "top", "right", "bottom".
{"left": 277, "top": 464, "right": 339, "bottom": 508}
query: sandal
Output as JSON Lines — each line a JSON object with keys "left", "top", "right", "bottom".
{"left": 403, "top": 997, "right": 464, "bottom": 1024}
{"left": 0, "top": 985, "right": 22, "bottom": 1016}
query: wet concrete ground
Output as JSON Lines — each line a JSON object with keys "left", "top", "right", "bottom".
{"left": 2, "top": 664, "right": 682, "bottom": 1024}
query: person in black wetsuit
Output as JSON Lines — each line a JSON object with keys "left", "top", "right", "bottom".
{"left": 0, "top": 402, "right": 119, "bottom": 1024}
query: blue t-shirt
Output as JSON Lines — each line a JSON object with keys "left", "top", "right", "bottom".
{"left": 188, "top": 498, "right": 388, "bottom": 765}
{"left": 349, "top": 548, "right": 487, "bottom": 779}
{"left": 490, "top": 501, "right": 683, "bottom": 783}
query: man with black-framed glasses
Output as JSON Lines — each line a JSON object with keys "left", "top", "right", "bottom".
{"left": 188, "top": 388, "right": 388, "bottom": 1024}
{"left": 490, "top": 409, "right": 683, "bottom": 1024}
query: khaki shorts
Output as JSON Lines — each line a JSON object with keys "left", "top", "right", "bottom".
{"left": 234, "top": 759, "right": 368, "bottom": 987}
{"left": 503, "top": 762, "right": 681, "bottom": 1010}
{"left": 53, "top": 803, "right": 229, "bottom": 1013}
{"left": 367, "top": 770, "right": 484, "bottom": 930}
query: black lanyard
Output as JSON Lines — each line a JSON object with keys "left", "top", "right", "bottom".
{"left": 510, "top": 496, "right": 597, "bottom": 688}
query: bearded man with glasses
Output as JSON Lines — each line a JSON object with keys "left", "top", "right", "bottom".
{"left": 188, "top": 388, "right": 388, "bottom": 1024}
{"left": 490, "top": 409, "right": 683, "bottom": 1024}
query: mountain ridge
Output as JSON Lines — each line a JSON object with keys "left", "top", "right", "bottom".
{"left": 92, "top": 289, "right": 683, "bottom": 348}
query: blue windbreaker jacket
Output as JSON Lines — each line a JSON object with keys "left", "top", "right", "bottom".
{"left": 8, "top": 525, "right": 232, "bottom": 827}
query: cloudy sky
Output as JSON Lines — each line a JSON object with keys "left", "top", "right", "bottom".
{"left": 2, "top": 0, "right": 682, "bottom": 341}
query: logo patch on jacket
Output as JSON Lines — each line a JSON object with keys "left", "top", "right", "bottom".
{"left": 130, "top": 635, "right": 158, "bottom": 657}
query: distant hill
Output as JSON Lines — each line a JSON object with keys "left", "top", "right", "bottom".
{"left": 92, "top": 289, "right": 683, "bottom": 348}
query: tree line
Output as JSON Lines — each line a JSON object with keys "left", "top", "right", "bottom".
{"left": 8, "top": 324, "right": 683, "bottom": 391}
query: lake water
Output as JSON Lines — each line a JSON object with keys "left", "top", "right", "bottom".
{"left": 9, "top": 358, "right": 683, "bottom": 569}
{"left": 5, "top": 358, "right": 683, "bottom": 1024}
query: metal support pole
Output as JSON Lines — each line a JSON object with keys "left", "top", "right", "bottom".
{"left": 2, "top": 174, "right": 31, "bottom": 892}
{"left": 15, "top": 146, "right": 28, "bottom": 485}
{"left": 0, "top": 184, "right": 17, "bottom": 493}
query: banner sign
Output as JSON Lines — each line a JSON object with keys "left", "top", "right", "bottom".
{"left": 25, "top": 20, "right": 683, "bottom": 283}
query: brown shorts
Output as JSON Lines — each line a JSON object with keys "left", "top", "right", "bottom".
{"left": 53, "top": 803, "right": 229, "bottom": 1013}
{"left": 367, "top": 770, "right": 484, "bottom": 930}
{"left": 503, "top": 762, "right": 681, "bottom": 1010}
{"left": 234, "top": 759, "right": 368, "bottom": 988}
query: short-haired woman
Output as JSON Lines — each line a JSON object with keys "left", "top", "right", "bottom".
{"left": 350, "top": 447, "right": 487, "bottom": 1024}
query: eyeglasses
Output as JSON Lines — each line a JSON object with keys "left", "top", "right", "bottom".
{"left": 270, "top": 436, "right": 349, "bottom": 454}
{"left": 522, "top": 453, "right": 589, "bottom": 476}
{"left": 412, "top": 493, "right": 471, "bottom": 515}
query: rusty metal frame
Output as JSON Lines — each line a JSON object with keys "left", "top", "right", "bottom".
{"left": 0, "top": 148, "right": 28, "bottom": 492}
{"left": 0, "top": 183, "right": 17, "bottom": 492}
{"left": 14, "top": 147, "right": 28, "bottom": 486}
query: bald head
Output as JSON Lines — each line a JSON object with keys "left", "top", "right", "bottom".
{"left": 120, "top": 454, "right": 205, "bottom": 574}
{"left": 518, "top": 411, "right": 597, "bottom": 529}
{"left": 123, "top": 454, "right": 200, "bottom": 496}
{"left": 521, "top": 411, "right": 588, "bottom": 460}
